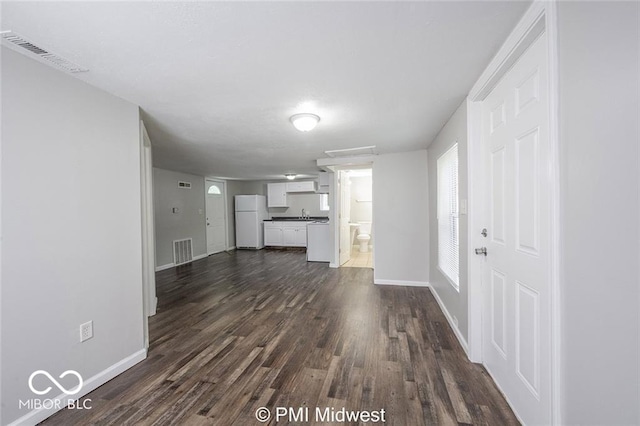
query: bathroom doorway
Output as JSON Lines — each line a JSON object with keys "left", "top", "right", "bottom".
{"left": 338, "top": 167, "right": 373, "bottom": 268}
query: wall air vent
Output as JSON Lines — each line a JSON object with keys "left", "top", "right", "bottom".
{"left": 1, "top": 31, "right": 88, "bottom": 73}
{"left": 178, "top": 181, "right": 192, "bottom": 189}
{"left": 173, "top": 238, "right": 193, "bottom": 266}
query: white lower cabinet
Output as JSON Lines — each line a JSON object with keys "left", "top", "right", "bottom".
{"left": 283, "top": 225, "right": 307, "bottom": 247}
{"left": 264, "top": 222, "right": 307, "bottom": 247}
{"left": 264, "top": 225, "right": 284, "bottom": 246}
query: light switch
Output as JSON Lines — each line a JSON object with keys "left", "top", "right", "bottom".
{"left": 198, "top": 209, "right": 203, "bottom": 215}
{"left": 172, "top": 207, "right": 179, "bottom": 214}
{"left": 460, "top": 199, "right": 468, "bottom": 215}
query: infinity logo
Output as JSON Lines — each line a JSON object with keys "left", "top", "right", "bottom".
{"left": 28, "top": 370, "right": 83, "bottom": 396}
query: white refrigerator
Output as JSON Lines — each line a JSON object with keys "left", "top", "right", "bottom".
{"left": 235, "top": 195, "right": 268, "bottom": 249}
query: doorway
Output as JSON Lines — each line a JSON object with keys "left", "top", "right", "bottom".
{"left": 337, "top": 168, "right": 373, "bottom": 268}
{"left": 205, "top": 179, "right": 228, "bottom": 255}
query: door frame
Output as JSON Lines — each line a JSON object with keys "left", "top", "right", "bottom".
{"left": 338, "top": 169, "right": 352, "bottom": 266}
{"left": 466, "top": 1, "right": 560, "bottom": 424}
{"left": 328, "top": 163, "right": 374, "bottom": 269}
{"left": 140, "top": 120, "right": 157, "bottom": 349}
{"left": 204, "top": 178, "right": 229, "bottom": 255}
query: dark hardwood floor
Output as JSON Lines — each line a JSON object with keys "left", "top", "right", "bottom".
{"left": 43, "top": 249, "right": 518, "bottom": 425}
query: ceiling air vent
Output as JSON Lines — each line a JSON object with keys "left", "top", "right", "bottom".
{"left": 324, "top": 145, "right": 377, "bottom": 158}
{"left": 1, "top": 30, "right": 88, "bottom": 73}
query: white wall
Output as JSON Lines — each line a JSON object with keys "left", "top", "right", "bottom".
{"left": 350, "top": 175, "right": 373, "bottom": 246}
{"left": 350, "top": 176, "right": 373, "bottom": 221}
{"left": 1, "top": 47, "right": 145, "bottom": 424}
{"left": 373, "top": 150, "right": 429, "bottom": 285}
{"left": 557, "top": 2, "right": 639, "bottom": 424}
{"left": 238, "top": 180, "right": 267, "bottom": 196}
{"left": 153, "top": 168, "right": 206, "bottom": 267}
{"left": 280, "top": 192, "right": 326, "bottom": 218}
{"left": 427, "top": 101, "right": 468, "bottom": 341}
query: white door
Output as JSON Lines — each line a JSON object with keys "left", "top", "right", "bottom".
{"left": 481, "top": 33, "right": 551, "bottom": 424}
{"left": 338, "top": 171, "right": 352, "bottom": 265}
{"left": 206, "top": 179, "right": 227, "bottom": 255}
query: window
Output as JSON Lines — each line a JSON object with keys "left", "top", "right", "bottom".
{"left": 320, "top": 193, "right": 330, "bottom": 211}
{"left": 437, "top": 143, "right": 459, "bottom": 290}
{"left": 207, "top": 185, "right": 221, "bottom": 195}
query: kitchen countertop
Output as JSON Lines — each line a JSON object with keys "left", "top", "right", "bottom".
{"left": 264, "top": 216, "right": 329, "bottom": 222}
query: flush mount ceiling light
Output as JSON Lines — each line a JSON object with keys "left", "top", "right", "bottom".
{"left": 290, "top": 113, "right": 320, "bottom": 132}
{"left": 285, "top": 173, "right": 297, "bottom": 180}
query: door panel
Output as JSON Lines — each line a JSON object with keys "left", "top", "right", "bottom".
{"left": 206, "top": 180, "right": 227, "bottom": 255}
{"left": 481, "top": 33, "right": 550, "bottom": 425}
{"left": 491, "top": 268, "right": 507, "bottom": 358}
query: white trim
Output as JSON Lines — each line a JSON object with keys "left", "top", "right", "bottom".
{"left": 429, "top": 286, "right": 469, "bottom": 355}
{"left": 469, "top": 1, "right": 546, "bottom": 100}
{"left": 155, "top": 262, "right": 174, "bottom": 272}
{"left": 8, "top": 349, "right": 147, "bottom": 426}
{"left": 374, "top": 279, "right": 429, "bottom": 287}
{"left": 155, "top": 252, "right": 207, "bottom": 272}
{"left": 545, "top": 3, "right": 562, "bottom": 424}
{"left": 466, "top": 98, "right": 483, "bottom": 363}
{"left": 467, "top": 1, "right": 560, "bottom": 423}
{"left": 140, "top": 119, "right": 156, "bottom": 354}
{"left": 226, "top": 246, "right": 236, "bottom": 251}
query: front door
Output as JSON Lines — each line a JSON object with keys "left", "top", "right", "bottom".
{"left": 481, "top": 33, "right": 551, "bottom": 424}
{"left": 205, "top": 179, "right": 227, "bottom": 255}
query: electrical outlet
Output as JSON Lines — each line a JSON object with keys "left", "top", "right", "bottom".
{"left": 80, "top": 321, "right": 93, "bottom": 342}
{"left": 452, "top": 315, "right": 459, "bottom": 328}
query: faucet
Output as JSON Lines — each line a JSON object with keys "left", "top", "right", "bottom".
{"left": 301, "top": 208, "right": 306, "bottom": 219}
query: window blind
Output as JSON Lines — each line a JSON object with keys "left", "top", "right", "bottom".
{"left": 437, "top": 144, "right": 459, "bottom": 290}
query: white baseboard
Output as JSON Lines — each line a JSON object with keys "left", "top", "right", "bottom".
{"left": 155, "top": 252, "right": 208, "bottom": 272}
{"left": 155, "top": 263, "right": 174, "bottom": 272}
{"left": 8, "top": 349, "right": 147, "bottom": 426}
{"left": 428, "top": 287, "right": 469, "bottom": 355}
{"left": 151, "top": 296, "right": 158, "bottom": 316}
{"left": 226, "top": 246, "right": 236, "bottom": 251}
{"left": 374, "top": 279, "right": 430, "bottom": 287}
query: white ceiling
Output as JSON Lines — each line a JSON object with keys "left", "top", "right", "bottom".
{"left": 1, "top": 1, "right": 529, "bottom": 180}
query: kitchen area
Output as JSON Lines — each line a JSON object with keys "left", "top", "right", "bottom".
{"left": 234, "top": 173, "right": 333, "bottom": 263}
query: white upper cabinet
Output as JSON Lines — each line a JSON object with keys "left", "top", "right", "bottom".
{"left": 316, "top": 173, "right": 330, "bottom": 194}
{"left": 267, "top": 183, "right": 287, "bottom": 207}
{"left": 286, "top": 181, "right": 316, "bottom": 193}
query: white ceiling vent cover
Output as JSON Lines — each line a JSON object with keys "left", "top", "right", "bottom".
{"left": 324, "top": 145, "right": 377, "bottom": 158}
{"left": 1, "top": 31, "right": 88, "bottom": 73}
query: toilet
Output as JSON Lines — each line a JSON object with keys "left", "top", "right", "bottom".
{"left": 356, "top": 222, "right": 372, "bottom": 253}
